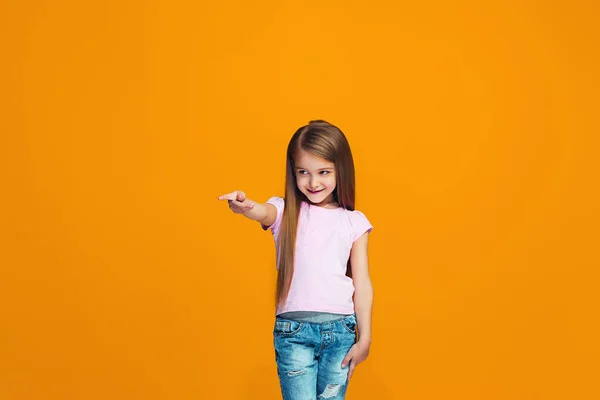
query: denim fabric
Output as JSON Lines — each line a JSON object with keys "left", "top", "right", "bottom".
{"left": 273, "top": 314, "right": 357, "bottom": 400}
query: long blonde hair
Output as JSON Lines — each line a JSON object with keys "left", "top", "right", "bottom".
{"left": 276, "top": 120, "right": 357, "bottom": 306}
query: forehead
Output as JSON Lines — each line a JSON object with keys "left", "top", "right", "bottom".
{"left": 294, "top": 149, "right": 334, "bottom": 169}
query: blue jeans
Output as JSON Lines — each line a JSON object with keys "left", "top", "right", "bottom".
{"left": 273, "top": 314, "right": 357, "bottom": 400}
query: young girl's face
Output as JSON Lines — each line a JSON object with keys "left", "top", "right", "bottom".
{"left": 293, "top": 148, "right": 337, "bottom": 207}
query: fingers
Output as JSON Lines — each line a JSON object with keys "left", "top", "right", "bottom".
{"left": 218, "top": 190, "right": 255, "bottom": 214}
{"left": 232, "top": 200, "right": 254, "bottom": 212}
{"left": 341, "top": 350, "right": 354, "bottom": 369}
{"left": 218, "top": 191, "right": 237, "bottom": 201}
{"left": 342, "top": 347, "right": 359, "bottom": 380}
{"left": 341, "top": 357, "right": 351, "bottom": 369}
{"left": 347, "top": 360, "right": 355, "bottom": 380}
{"left": 218, "top": 190, "right": 246, "bottom": 202}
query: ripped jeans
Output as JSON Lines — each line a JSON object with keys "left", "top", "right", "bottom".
{"left": 273, "top": 314, "right": 357, "bottom": 400}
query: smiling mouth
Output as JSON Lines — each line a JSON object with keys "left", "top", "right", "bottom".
{"left": 308, "top": 189, "right": 324, "bottom": 194}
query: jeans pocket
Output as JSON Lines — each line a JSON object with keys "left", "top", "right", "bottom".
{"left": 274, "top": 319, "right": 304, "bottom": 337}
{"left": 341, "top": 315, "right": 357, "bottom": 334}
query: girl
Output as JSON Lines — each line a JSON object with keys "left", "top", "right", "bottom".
{"left": 218, "top": 120, "right": 373, "bottom": 400}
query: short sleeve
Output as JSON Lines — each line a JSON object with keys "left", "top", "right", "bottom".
{"left": 262, "top": 196, "right": 285, "bottom": 237}
{"left": 350, "top": 210, "right": 373, "bottom": 242}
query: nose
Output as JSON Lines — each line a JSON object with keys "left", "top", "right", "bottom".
{"left": 309, "top": 176, "right": 320, "bottom": 189}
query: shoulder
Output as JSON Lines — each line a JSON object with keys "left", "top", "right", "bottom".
{"left": 266, "top": 196, "right": 285, "bottom": 206}
{"left": 343, "top": 208, "right": 373, "bottom": 241}
{"left": 266, "top": 196, "right": 285, "bottom": 213}
{"left": 344, "top": 208, "right": 371, "bottom": 224}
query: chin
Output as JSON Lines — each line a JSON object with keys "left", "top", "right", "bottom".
{"left": 305, "top": 191, "right": 331, "bottom": 204}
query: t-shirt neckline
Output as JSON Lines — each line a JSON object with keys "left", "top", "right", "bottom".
{"left": 304, "top": 201, "right": 342, "bottom": 211}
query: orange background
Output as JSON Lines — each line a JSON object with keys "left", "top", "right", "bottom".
{"left": 1, "top": 1, "right": 599, "bottom": 399}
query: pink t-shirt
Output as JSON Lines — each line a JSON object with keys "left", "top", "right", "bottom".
{"left": 264, "top": 197, "right": 373, "bottom": 316}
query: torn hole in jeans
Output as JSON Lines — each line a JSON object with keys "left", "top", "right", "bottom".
{"left": 286, "top": 370, "right": 307, "bottom": 377}
{"left": 318, "top": 383, "right": 342, "bottom": 398}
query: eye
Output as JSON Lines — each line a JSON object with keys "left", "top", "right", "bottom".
{"left": 320, "top": 171, "right": 331, "bottom": 175}
{"left": 298, "top": 170, "right": 307, "bottom": 175}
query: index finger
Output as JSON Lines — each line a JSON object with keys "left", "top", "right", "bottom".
{"left": 218, "top": 192, "right": 237, "bottom": 201}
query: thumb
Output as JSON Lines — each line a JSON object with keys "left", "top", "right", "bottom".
{"left": 236, "top": 191, "right": 246, "bottom": 202}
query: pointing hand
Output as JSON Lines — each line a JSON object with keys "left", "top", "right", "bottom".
{"left": 218, "top": 190, "right": 256, "bottom": 214}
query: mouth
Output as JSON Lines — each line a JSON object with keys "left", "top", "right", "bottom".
{"left": 307, "top": 189, "right": 324, "bottom": 194}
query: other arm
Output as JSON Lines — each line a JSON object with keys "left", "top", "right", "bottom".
{"left": 341, "top": 232, "right": 373, "bottom": 379}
